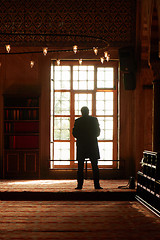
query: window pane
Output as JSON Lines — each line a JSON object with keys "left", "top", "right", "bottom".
{"left": 73, "top": 66, "right": 94, "bottom": 90}
{"left": 50, "top": 116, "right": 53, "bottom": 141}
{"left": 50, "top": 160, "right": 54, "bottom": 169}
{"left": 54, "top": 92, "right": 70, "bottom": 115}
{"left": 75, "top": 94, "right": 92, "bottom": 115}
{"left": 50, "top": 80, "right": 54, "bottom": 116}
{"left": 50, "top": 142, "right": 53, "bottom": 160}
{"left": 54, "top": 66, "right": 71, "bottom": 90}
{"left": 51, "top": 65, "right": 53, "bottom": 80}
{"left": 96, "top": 92, "right": 113, "bottom": 115}
{"left": 54, "top": 142, "right": 70, "bottom": 165}
{"left": 54, "top": 117, "right": 70, "bottom": 140}
{"left": 98, "top": 117, "right": 113, "bottom": 140}
{"left": 98, "top": 142, "right": 113, "bottom": 165}
{"left": 97, "top": 67, "right": 114, "bottom": 88}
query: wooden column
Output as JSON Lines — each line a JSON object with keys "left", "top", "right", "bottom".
{"left": 150, "top": 3, "right": 160, "bottom": 151}
{"left": 152, "top": 79, "right": 160, "bottom": 151}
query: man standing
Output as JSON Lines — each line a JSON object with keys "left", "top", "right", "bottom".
{"left": 72, "top": 106, "right": 103, "bottom": 189}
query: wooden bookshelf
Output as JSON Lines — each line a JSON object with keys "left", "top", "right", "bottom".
{"left": 136, "top": 151, "right": 160, "bottom": 215}
{"left": 3, "top": 96, "right": 40, "bottom": 179}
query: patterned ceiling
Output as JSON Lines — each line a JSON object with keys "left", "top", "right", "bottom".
{"left": 0, "top": 0, "right": 136, "bottom": 47}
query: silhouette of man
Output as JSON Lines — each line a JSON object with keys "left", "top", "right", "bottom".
{"left": 72, "top": 106, "right": 103, "bottom": 189}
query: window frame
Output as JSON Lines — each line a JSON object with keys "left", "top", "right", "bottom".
{"left": 50, "top": 60, "right": 118, "bottom": 169}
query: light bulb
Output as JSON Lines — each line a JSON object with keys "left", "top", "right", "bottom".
{"left": 30, "top": 60, "right": 34, "bottom": 68}
{"left": 73, "top": 45, "right": 78, "bottom": 54}
{"left": 43, "top": 47, "right": 48, "bottom": 56}
{"left": 104, "top": 51, "right": 108, "bottom": 58}
{"left": 57, "top": 59, "right": 60, "bottom": 66}
{"left": 106, "top": 55, "right": 110, "bottom": 62}
{"left": 104, "top": 51, "right": 110, "bottom": 61}
{"left": 100, "top": 57, "right": 104, "bottom": 64}
{"left": 6, "top": 45, "right": 11, "bottom": 53}
{"left": 79, "top": 59, "right": 82, "bottom": 65}
{"left": 93, "top": 47, "right": 98, "bottom": 55}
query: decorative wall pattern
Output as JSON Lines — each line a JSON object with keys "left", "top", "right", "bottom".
{"left": 0, "top": 0, "right": 136, "bottom": 47}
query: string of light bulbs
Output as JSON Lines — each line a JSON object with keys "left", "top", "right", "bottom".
{"left": 4, "top": 44, "right": 110, "bottom": 68}
{"left": 0, "top": 33, "right": 110, "bottom": 68}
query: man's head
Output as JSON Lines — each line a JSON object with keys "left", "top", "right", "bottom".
{"left": 81, "top": 106, "right": 89, "bottom": 116}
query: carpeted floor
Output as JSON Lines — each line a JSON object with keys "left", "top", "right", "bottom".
{"left": 0, "top": 179, "right": 134, "bottom": 192}
{"left": 0, "top": 180, "right": 159, "bottom": 239}
{"left": 0, "top": 201, "right": 159, "bottom": 240}
{"left": 0, "top": 180, "right": 136, "bottom": 201}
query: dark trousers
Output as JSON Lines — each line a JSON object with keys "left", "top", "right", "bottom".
{"left": 77, "top": 158, "right": 100, "bottom": 188}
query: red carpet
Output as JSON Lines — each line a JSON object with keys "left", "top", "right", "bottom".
{"left": 0, "top": 180, "right": 136, "bottom": 201}
{"left": 0, "top": 180, "right": 158, "bottom": 239}
{"left": 0, "top": 201, "right": 159, "bottom": 240}
{"left": 0, "top": 179, "right": 134, "bottom": 192}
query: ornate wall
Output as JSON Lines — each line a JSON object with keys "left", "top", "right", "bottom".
{"left": 0, "top": 0, "right": 136, "bottom": 47}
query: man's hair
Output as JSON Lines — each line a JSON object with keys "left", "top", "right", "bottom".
{"left": 81, "top": 106, "right": 89, "bottom": 116}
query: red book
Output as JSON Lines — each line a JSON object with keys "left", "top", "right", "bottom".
{"left": 5, "top": 110, "right": 9, "bottom": 120}
{"left": 14, "top": 122, "right": 39, "bottom": 132}
{"left": 13, "top": 136, "right": 16, "bottom": 148}
{"left": 14, "top": 136, "right": 39, "bottom": 149}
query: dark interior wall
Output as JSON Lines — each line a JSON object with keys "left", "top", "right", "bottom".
{"left": 0, "top": 54, "right": 40, "bottom": 178}
{"left": 38, "top": 56, "right": 50, "bottom": 178}
{"left": 120, "top": 74, "right": 136, "bottom": 177}
{"left": 134, "top": 67, "right": 153, "bottom": 175}
{"left": 3, "top": 54, "right": 39, "bottom": 91}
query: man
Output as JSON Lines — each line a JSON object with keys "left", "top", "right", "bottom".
{"left": 72, "top": 106, "right": 103, "bottom": 189}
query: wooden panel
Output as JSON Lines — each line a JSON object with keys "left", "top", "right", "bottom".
{"left": 6, "top": 152, "right": 19, "bottom": 173}
{"left": 24, "top": 152, "right": 37, "bottom": 173}
{"left": 119, "top": 71, "right": 135, "bottom": 177}
{"left": 144, "top": 89, "right": 152, "bottom": 151}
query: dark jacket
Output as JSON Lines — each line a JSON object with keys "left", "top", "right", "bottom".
{"left": 72, "top": 115, "right": 100, "bottom": 159}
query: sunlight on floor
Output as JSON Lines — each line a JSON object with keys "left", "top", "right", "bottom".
{"left": 7, "top": 180, "right": 76, "bottom": 185}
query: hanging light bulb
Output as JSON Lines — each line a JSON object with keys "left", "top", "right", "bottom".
{"left": 100, "top": 57, "right": 104, "bottom": 64}
{"left": 79, "top": 59, "right": 82, "bottom": 65}
{"left": 106, "top": 55, "right": 110, "bottom": 62}
{"left": 104, "top": 51, "right": 108, "bottom": 58}
{"left": 104, "top": 51, "right": 110, "bottom": 62}
{"left": 73, "top": 45, "right": 78, "bottom": 54}
{"left": 6, "top": 45, "right": 11, "bottom": 53}
{"left": 93, "top": 47, "right": 98, "bottom": 55}
{"left": 57, "top": 59, "right": 60, "bottom": 66}
{"left": 43, "top": 47, "right": 48, "bottom": 56}
{"left": 30, "top": 60, "right": 35, "bottom": 68}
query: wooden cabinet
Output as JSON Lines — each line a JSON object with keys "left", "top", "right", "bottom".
{"left": 136, "top": 150, "right": 160, "bottom": 214}
{"left": 4, "top": 151, "right": 39, "bottom": 178}
{"left": 3, "top": 96, "right": 40, "bottom": 179}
